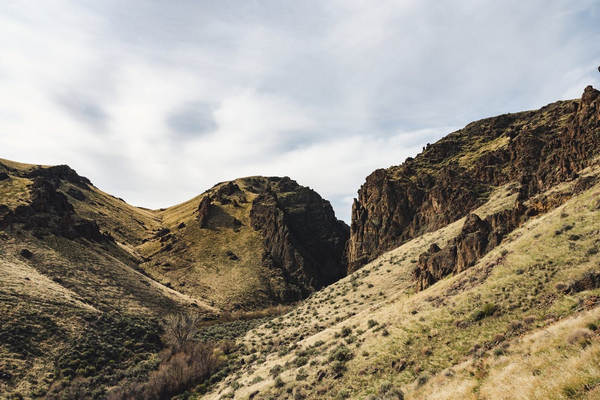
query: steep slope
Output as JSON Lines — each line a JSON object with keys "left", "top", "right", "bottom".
{"left": 203, "top": 157, "right": 600, "bottom": 400}
{"left": 348, "top": 86, "right": 600, "bottom": 271}
{"left": 137, "top": 176, "right": 349, "bottom": 309}
{"left": 0, "top": 160, "right": 207, "bottom": 399}
{"left": 0, "top": 159, "right": 347, "bottom": 399}
{"left": 200, "top": 87, "right": 600, "bottom": 400}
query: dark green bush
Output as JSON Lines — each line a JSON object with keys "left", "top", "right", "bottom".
{"left": 472, "top": 303, "right": 498, "bottom": 321}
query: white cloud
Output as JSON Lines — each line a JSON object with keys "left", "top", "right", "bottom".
{"left": 0, "top": 0, "right": 599, "bottom": 222}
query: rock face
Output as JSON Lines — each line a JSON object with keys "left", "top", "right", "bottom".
{"left": 349, "top": 86, "right": 600, "bottom": 272}
{"left": 0, "top": 165, "right": 109, "bottom": 242}
{"left": 196, "top": 196, "right": 212, "bottom": 228}
{"left": 414, "top": 206, "right": 531, "bottom": 290}
{"left": 249, "top": 177, "right": 349, "bottom": 301}
{"left": 135, "top": 175, "right": 349, "bottom": 308}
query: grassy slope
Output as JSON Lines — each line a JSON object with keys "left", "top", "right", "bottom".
{"left": 0, "top": 160, "right": 217, "bottom": 398}
{"left": 0, "top": 157, "right": 287, "bottom": 311}
{"left": 136, "top": 177, "right": 297, "bottom": 310}
{"left": 203, "top": 164, "right": 600, "bottom": 400}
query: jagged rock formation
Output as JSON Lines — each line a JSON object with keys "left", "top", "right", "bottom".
{"left": 249, "top": 177, "right": 349, "bottom": 301}
{"left": 139, "top": 176, "right": 349, "bottom": 308}
{"left": 414, "top": 205, "right": 531, "bottom": 290}
{"left": 349, "top": 86, "right": 600, "bottom": 272}
{"left": 0, "top": 165, "right": 109, "bottom": 242}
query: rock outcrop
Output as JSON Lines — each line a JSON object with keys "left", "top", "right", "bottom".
{"left": 138, "top": 175, "right": 349, "bottom": 308}
{"left": 249, "top": 177, "right": 349, "bottom": 301}
{"left": 414, "top": 205, "right": 531, "bottom": 290}
{"left": 349, "top": 86, "right": 600, "bottom": 272}
{"left": 196, "top": 196, "right": 213, "bottom": 228}
{"left": 0, "top": 165, "right": 109, "bottom": 242}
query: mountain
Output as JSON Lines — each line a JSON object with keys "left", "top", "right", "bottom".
{"left": 0, "top": 160, "right": 347, "bottom": 398}
{"left": 348, "top": 85, "right": 600, "bottom": 272}
{"left": 136, "top": 176, "right": 349, "bottom": 309}
{"left": 200, "top": 86, "right": 600, "bottom": 400}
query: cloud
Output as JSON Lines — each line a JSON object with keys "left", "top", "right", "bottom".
{"left": 166, "top": 102, "right": 217, "bottom": 138}
{"left": 55, "top": 91, "right": 109, "bottom": 132}
{"left": 0, "top": 0, "right": 599, "bottom": 222}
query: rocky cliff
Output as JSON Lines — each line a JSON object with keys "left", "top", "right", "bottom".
{"left": 138, "top": 176, "right": 349, "bottom": 308}
{"left": 0, "top": 159, "right": 348, "bottom": 310}
{"left": 348, "top": 86, "right": 600, "bottom": 272}
{"left": 249, "top": 177, "right": 349, "bottom": 301}
{"left": 0, "top": 164, "right": 109, "bottom": 242}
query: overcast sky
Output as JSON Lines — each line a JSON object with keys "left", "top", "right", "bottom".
{"left": 1, "top": 1, "right": 599, "bottom": 222}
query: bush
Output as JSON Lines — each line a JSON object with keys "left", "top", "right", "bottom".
{"left": 108, "top": 342, "right": 221, "bottom": 400}
{"left": 331, "top": 361, "right": 347, "bottom": 375}
{"left": 162, "top": 313, "right": 203, "bottom": 350}
{"left": 269, "top": 364, "right": 283, "bottom": 378}
{"left": 329, "top": 345, "right": 353, "bottom": 363}
{"left": 566, "top": 328, "right": 593, "bottom": 347}
{"left": 340, "top": 326, "right": 352, "bottom": 337}
{"left": 379, "top": 381, "right": 404, "bottom": 399}
{"left": 294, "top": 356, "right": 308, "bottom": 367}
{"left": 472, "top": 303, "right": 498, "bottom": 321}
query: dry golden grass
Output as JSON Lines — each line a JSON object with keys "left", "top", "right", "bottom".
{"left": 0, "top": 175, "right": 32, "bottom": 210}
{"left": 201, "top": 167, "right": 600, "bottom": 400}
{"left": 0, "top": 157, "right": 49, "bottom": 171}
{"left": 419, "top": 308, "right": 600, "bottom": 400}
{"left": 135, "top": 178, "right": 291, "bottom": 310}
{"left": 458, "top": 135, "right": 510, "bottom": 168}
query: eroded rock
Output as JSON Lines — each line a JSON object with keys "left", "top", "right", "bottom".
{"left": 350, "top": 86, "right": 600, "bottom": 271}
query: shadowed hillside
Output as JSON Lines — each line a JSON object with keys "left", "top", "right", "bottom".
{"left": 0, "top": 160, "right": 347, "bottom": 399}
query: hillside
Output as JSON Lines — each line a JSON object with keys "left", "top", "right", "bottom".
{"left": 0, "top": 160, "right": 347, "bottom": 398}
{"left": 201, "top": 86, "right": 600, "bottom": 399}
{"left": 136, "top": 176, "right": 349, "bottom": 309}
{"left": 0, "top": 161, "right": 209, "bottom": 399}
{"left": 348, "top": 85, "right": 600, "bottom": 272}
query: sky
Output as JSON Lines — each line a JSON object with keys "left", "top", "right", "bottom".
{"left": 1, "top": 1, "right": 599, "bottom": 223}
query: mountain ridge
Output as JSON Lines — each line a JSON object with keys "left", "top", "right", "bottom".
{"left": 348, "top": 85, "right": 600, "bottom": 272}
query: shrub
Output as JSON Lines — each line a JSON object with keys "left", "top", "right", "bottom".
{"left": 107, "top": 342, "right": 221, "bottom": 400}
{"left": 367, "top": 319, "right": 378, "bottom": 328}
{"left": 331, "top": 361, "right": 347, "bottom": 375}
{"left": 162, "top": 313, "right": 203, "bottom": 350}
{"left": 296, "top": 369, "right": 308, "bottom": 381}
{"left": 269, "top": 364, "right": 283, "bottom": 378}
{"left": 340, "top": 326, "right": 352, "bottom": 337}
{"left": 566, "top": 328, "right": 593, "bottom": 347}
{"left": 274, "top": 376, "right": 285, "bottom": 388}
{"left": 472, "top": 303, "right": 498, "bottom": 321}
{"left": 294, "top": 356, "right": 308, "bottom": 367}
{"left": 379, "top": 381, "right": 404, "bottom": 399}
{"left": 329, "top": 345, "right": 353, "bottom": 363}
{"left": 144, "top": 342, "right": 220, "bottom": 399}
